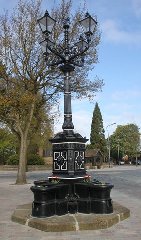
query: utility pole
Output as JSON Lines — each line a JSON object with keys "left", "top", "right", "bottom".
{"left": 106, "top": 123, "right": 116, "bottom": 168}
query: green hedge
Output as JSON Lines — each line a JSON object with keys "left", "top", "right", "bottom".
{"left": 7, "top": 154, "right": 19, "bottom": 165}
{"left": 27, "top": 154, "right": 45, "bottom": 165}
{"left": 7, "top": 154, "right": 45, "bottom": 165}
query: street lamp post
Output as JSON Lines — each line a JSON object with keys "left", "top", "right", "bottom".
{"left": 37, "top": 10, "right": 97, "bottom": 177}
{"left": 106, "top": 123, "right": 116, "bottom": 168}
{"left": 30, "top": 10, "right": 114, "bottom": 218}
{"left": 117, "top": 141, "right": 120, "bottom": 163}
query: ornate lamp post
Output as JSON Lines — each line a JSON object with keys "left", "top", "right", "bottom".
{"left": 37, "top": 11, "right": 97, "bottom": 178}
{"left": 30, "top": 11, "right": 114, "bottom": 218}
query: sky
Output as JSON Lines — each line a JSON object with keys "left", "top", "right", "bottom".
{"left": 0, "top": 0, "right": 141, "bottom": 140}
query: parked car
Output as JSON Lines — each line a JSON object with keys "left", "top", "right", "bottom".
{"left": 119, "top": 160, "right": 125, "bottom": 165}
{"left": 132, "top": 159, "right": 141, "bottom": 165}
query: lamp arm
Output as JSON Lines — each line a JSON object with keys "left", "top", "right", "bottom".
{"left": 69, "top": 45, "right": 89, "bottom": 62}
{"left": 48, "top": 59, "right": 64, "bottom": 67}
{"left": 47, "top": 45, "right": 65, "bottom": 61}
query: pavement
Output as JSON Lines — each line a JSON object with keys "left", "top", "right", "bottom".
{"left": 1, "top": 165, "right": 141, "bottom": 239}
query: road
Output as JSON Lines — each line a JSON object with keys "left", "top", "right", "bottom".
{"left": 1, "top": 165, "right": 141, "bottom": 239}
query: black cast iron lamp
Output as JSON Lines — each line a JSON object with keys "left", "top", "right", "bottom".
{"left": 30, "top": 9, "right": 114, "bottom": 218}
{"left": 37, "top": 10, "right": 97, "bottom": 177}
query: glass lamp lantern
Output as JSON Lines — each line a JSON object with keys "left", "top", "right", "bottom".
{"left": 79, "top": 12, "right": 97, "bottom": 37}
{"left": 37, "top": 10, "right": 56, "bottom": 34}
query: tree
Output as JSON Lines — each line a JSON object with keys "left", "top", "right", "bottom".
{"left": 89, "top": 102, "right": 107, "bottom": 154}
{"left": 110, "top": 124, "right": 140, "bottom": 160}
{"left": 0, "top": 0, "right": 103, "bottom": 184}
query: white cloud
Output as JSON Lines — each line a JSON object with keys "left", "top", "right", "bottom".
{"left": 111, "top": 89, "right": 141, "bottom": 101}
{"left": 101, "top": 19, "right": 141, "bottom": 45}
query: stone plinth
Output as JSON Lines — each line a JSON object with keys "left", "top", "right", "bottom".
{"left": 11, "top": 202, "right": 130, "bottom": 232}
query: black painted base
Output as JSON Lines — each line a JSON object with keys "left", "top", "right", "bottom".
{"left": 31, "top": 177, "right": 114, "bottom": 218}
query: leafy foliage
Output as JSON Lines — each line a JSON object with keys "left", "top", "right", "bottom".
{"left": 110, "top": 124, "right": 140, "bottom": 159}
{"left": 7, "top": 154, "right": 19, "bottom": 165}
{"left": 27, "top": 101, "right": 53, "bottom": 153}
{"left": 7, "top": 153, "right": 45, "bottom": 165}
{"left": 0, "top": 128, "right": 16, "bottom": 164}
{"left": 27, "top": 154, "right": 44, "bottom": 165}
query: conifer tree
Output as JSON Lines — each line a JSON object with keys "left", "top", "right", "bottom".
{"left": 90, "top": 102, "right": 106, "bottom": 154}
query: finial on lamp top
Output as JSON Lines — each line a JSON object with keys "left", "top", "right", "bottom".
{"left": 44, "top": 10, "right": 49, "bottom": 16}
{"left": 85, "top": 12, "right": 90, "bottom": 17}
